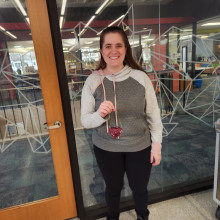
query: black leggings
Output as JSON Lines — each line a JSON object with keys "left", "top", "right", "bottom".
{"left": 94, "top": 145, "right": 152, "bottom": 217}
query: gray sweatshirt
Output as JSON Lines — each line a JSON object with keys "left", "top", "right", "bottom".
{"left": 81, "top": 65, "right": 163, "bottom": 152}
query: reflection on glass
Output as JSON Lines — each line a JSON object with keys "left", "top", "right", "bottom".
{"left": 57, "top": 0, "right": 220, "bottom": 210}
{"left": 0, "top": 1, "right": 58, "bottom": 209}
{"left": 159, "top": 15, "right": 220, "bottom": 188}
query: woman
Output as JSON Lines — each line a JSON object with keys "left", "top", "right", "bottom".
{"left": 81, "top": 26, "right": 163, "bottom": 220}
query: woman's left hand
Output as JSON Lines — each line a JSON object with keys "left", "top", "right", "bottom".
{"left": 150, "top": 152, "right": 161, "bottom": 166}
{"left": 150, "top": 142, "right": 162, "bottom": 166}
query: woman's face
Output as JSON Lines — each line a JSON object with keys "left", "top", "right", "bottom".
{"left": 101, "top": 32, "right": 126, "bottom": 72}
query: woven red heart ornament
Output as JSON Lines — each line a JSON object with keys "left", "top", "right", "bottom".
{"left": 109, "top": 126, "right": 123, "bottom": 139}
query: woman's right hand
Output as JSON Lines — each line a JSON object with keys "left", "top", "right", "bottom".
{"left": 98, "top": 101, "right": 115, "bottom": 118}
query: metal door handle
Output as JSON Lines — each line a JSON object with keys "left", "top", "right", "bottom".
{"left": 43, "top": 121, "right": 61, "bottom": 130}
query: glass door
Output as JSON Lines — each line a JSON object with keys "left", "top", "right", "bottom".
{"left": 0, "top": 0, "right": 77, "bottom": 219}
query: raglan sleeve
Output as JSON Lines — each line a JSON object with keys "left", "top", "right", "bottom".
{"left": 144, "top": 74, "right": 163, "bottom": 146}
{"left": 80, "top": 76, "right": 107, "bottom": 129}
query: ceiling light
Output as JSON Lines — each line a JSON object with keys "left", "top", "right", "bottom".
{"left": 26, "top": 17, "right": 30, "bottom": 24}
{"left": 95, "top": 0, "right": 114, "bottom": 15}
{"left": 201, "top": 22, "right": 220, "bottom": 26}
{"left": 60, "top": 16, "right": 64, "bottom": 29}
{"left": 0, "top": 26, "right": 5, "bottom": 31}
{"left": 142, "top": 28, "right": 147, "bottom": 30}
{"left": 97, "top": 30, "right": 102, "bottom": 35}
{"left": 0, "top": 26, "right": 17, "bottom": 39}
{"left": 78, "top": 28, "right": 86, "bottom": 37}
{"left": 61, "top": 0, "right": 67, "bottom": 15}
{"left": 6, "top": 31, "right": 17, "bottom": 39}
{"left": 59, "top": 0, "right": 67, "bottom": 29}
{"left": 14, "top": 46, "right": 22, "bottom": 48}
{"left": 85, "top": 15, "right": 96, "bottom": 28}
{"left": 108, "top": 15, "right": 125, "bottom": 27}
{"left": 123, "top": 26, "right": 129, "bottom": 31}
{"left": 71, "top": 31, "right": 74, "bottom": 33}
{"left": 78, "top": 15, "right": 96, "bottom": 36}
{"left": 14, "top": 0, "right": 27, "bottom": 16}
{"left": 68, "top": 44, "right": 76, "bottom": 52}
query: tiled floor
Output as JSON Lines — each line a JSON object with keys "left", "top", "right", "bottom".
{"left": 95, "top": 189, "right": 219, "bottom": 220}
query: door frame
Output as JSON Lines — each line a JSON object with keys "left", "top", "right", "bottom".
{"left": 46, "top": 0, "right": 85, "bottom": 218}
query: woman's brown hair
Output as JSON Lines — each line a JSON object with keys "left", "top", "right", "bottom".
{"left": 96, "top": 26, "right": 145, "bottom": 72}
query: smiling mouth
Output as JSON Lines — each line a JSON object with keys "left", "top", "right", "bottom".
{"left": 109, "top": 56, "right": 119, "bottom": 60}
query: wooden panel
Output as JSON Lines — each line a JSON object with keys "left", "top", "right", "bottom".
{"left": 0, "top": 198, "right": 62, "bottom": 220}
{"left": 173, "top": 71, "right": 180, "bottom": 92}
{"left": 0, "top": 0, "right": 77, "bottom": 219}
